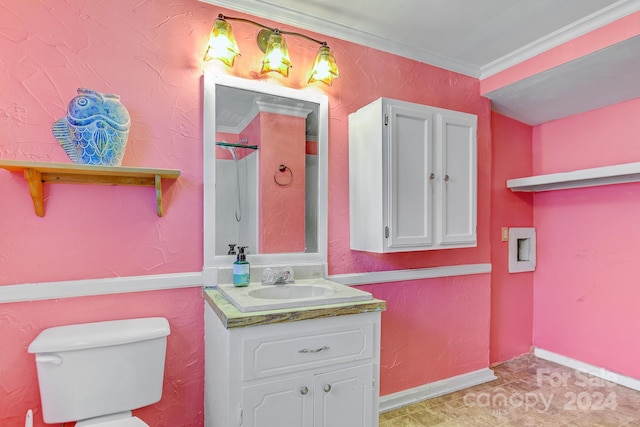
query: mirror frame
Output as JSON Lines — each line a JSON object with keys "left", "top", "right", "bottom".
{"left": 203, "top": 72, "right": 329, "bottom": 279}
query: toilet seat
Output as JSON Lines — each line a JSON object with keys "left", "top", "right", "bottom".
{"left": 79, "top": 416, "right": 149, "bottom": 427}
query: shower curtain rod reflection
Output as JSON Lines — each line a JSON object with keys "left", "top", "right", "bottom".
{"left": 215, "top": 141, "right": 258, "bottom": 150}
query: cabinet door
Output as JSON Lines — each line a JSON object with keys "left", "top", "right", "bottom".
{"left": 386, "top": 103, "right": 434, "bottom": 250}
{"left": 313, "top": 364, "right": 374, "bottom": 427}
{"left": 242, "top": 375, "right": 313, "bottom": 427}
{"left": 437, "top": 111, "right": 477, "bottom": 246}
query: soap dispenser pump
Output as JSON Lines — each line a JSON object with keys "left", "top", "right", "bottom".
{"left": 233, "top": 246, "right": 250, "bottom": 287}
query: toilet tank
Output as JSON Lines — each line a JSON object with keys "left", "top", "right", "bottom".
{"left": 28, "top": 317, "right": 170, "bottom": 424}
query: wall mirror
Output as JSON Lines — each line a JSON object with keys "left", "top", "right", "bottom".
{"left": 203, "top": 73, "right": 328, "bottom": 273}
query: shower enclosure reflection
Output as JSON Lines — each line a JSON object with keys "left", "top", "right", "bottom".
{"left": 208, "top": 75, "right": 325, "bottom": 262}
{"left": 215, "top": 139, "right": 258, "bottom": 255}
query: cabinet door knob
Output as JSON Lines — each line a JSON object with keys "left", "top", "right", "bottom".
{"left": 444, "top": 174, "right": 450, "bottom": 181}
{"left": 323, "top": 384, "right": 332, "bottom": 393}
{"left": 300, "top": 386, "right": 309, "bottom": 395}
{"left": 429, "top": 173, "right": 435, "bottom": 180}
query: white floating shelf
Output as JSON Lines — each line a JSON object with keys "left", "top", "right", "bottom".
{"left": 507, "top": 162, "right": 640, "bottom": 192}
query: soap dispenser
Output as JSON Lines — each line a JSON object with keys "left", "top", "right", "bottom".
{"left": 233, "top": 246, "right": 250, "bottom": 287}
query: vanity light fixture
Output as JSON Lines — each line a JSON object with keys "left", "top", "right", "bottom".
{"left": 203, "top": 14, "right": 340, "bottom": 86}
{"left": 203, "top": 16, "right": 240, "bottom": 66}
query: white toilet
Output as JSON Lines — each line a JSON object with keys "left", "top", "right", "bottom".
{"left": 28, "top": 317, "right": 171, "bottom": 426}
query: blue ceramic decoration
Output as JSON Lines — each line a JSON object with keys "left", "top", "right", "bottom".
{"left": 52, "top": 88, "right": 131, "bottom": 166}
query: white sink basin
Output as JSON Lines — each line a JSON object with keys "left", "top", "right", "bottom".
{"left": 218, "top": 278, "right": 372, "bottom": 313}
{"left": 248, "top": 284, "right": 333, "bottom": 300}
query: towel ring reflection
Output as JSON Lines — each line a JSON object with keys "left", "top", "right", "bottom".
{"left": 274, "top": 164, "right": 293, "bottom": 186}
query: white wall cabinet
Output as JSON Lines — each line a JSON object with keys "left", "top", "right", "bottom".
{"left": 205, "top": 307, "right": 381, "bottom": 427}
{"left": 349, "top": 97, "right": 477, "bottom": 252}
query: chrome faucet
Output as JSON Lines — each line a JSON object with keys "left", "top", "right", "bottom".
{"left": 261, "top": 267, "right": 294, "bottom": 285}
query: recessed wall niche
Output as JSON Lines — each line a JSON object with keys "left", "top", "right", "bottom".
{"left": 508, "top": 227, "right": 536, "bottom": 273}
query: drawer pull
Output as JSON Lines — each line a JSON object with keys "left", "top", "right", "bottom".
{"left": 323, "top": 384, "right": 332, "bottom": 393}
{"left": 298, "top": 345, "right": 330, "bottom": 354}
{"left": 300, "top": 386, "right": 309, "bottom": 395}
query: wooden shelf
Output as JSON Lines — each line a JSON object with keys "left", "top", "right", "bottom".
{"left": 0, "top": 160, "right": 180, "bottom": 217}
{"left": 507, "top": 162, "right": 640, "bottom": 192}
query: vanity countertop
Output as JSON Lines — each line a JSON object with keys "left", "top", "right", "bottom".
{"left": 204, "top": 288, "right": 386, "bottom": 329}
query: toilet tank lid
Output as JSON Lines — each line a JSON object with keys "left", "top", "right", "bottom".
{"left": 28, "top": 317, "right": 170, "bottom": 353}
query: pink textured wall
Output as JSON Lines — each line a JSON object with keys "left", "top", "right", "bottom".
{"left": 0, "top": 1, "right": 211, "bottom": 425}
{"left": 481, "top": 10, "right": 640, "bottom": 369}
{"left": 489, "top": 112, "right": 534, "bottom": 363}
{"left": 0, "top": 1, "right": 206, "bottom": 284}
{"left": 532, "top": 97, "right": 640, "bottom": 378}
{"left": 258, "top": 112, "right": 306, "bottom": 253}
{"left": 0, "top": 0, "right": 494, "bottom": 423}
{"left": 0, "top": 288, "right": 204, "bottom": 427}
{"left": 360, "top": 275, "right": 491, "bottom": 396}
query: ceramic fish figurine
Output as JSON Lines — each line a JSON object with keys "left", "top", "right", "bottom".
{"left": 52, "top": 88, "right": 131, "bottom": 166}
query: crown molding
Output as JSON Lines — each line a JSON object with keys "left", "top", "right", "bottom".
{"left": 256, "top": 101, "right": 313, "bottom": 118}
{"left": 480, "top": 0, "right": 640, "bottom": 79}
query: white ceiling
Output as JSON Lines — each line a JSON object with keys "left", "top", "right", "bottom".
{"left": 201, "top": 0, "right": 640, "bottom": 124}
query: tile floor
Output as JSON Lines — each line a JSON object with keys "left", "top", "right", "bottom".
{"left": 379, "top": 354, "right": 640, "bottom": 426}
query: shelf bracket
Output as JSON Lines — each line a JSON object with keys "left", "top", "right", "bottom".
{"left": 155, "top": 174, "right": 163, "bottom": 217}
{"left": 24, "top": 168, "right": 45, "bottom": 217}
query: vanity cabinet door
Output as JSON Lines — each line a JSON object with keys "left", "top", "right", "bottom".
{"left": 241, "top": 375, "right": 314, "bottom": 427}
{"left": 241, "top": 364, "right": 374, "bottom": 427}
{"left": 313, "top": 364, "right": 374, "bottom": 427}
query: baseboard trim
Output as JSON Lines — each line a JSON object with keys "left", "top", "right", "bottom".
{"left": 534, "top": 348, "right": 640, "bottom": 391}
{"left": 378, "top": 367, "right": 497, "bottom": 413}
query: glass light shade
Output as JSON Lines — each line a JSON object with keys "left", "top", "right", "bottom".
{"left": 308, "top": 45, "right": 340, "bottom": 86}
{"left": 261, "top": 32, "right": 292, "bottom": 77}
{"left": 203, "top": 18, "right": 240, "bottom": 66}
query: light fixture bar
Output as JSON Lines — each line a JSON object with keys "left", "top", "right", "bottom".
{"left": 204, "top": 13, "right": 340, "bottom": 86}
{"left": 219, "top": 14, "right": 326, "bottom": 46}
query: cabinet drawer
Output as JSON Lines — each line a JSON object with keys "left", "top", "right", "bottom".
{"left": 242, "top": 321, "right": 374, "bottom": 380}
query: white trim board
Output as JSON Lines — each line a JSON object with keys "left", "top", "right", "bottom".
{"left": 0, "top": 263, "right": 491, "bottom": 303}
{"left": 534, "top": 348, "right": 640, "bottom": 392}
{"left": 379, "top": 368, "right": 497, "bottom": 413}
{"left": 329, "top": 263, "right": 491, "bottom": 286}
{"left": 0, "top": 272, "right": 203, "bottom": 304}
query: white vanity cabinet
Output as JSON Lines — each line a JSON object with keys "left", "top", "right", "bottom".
{"left": 204, "top": 303, "right": 381, "bottom": 427}
{"left": 349, "top": 97, "right": 477, "bottom": 252}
